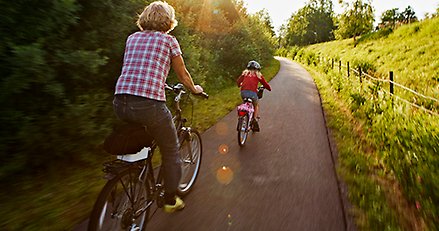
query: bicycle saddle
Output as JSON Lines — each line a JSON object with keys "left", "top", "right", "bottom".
{"left": 243, "top": 98, "right": 253, "bottom": 103}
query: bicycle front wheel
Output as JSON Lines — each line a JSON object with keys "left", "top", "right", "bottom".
{"left": 88, "top": 166, "right": 152, "bottom": 231}
{"left": 237, "top": 114, "right": 249, "bottom": 146}
{"left": 177, "top": 129, "right": 202, "bottom": 195}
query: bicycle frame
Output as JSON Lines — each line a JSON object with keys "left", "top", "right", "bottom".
{"left": 89, "top": 83, "right": 207, "bottom": 231}
{"left": 168, "top": 84, "right": 194, "bottom": 164}
{"left": 236, "top": 98, "right": 255, "bottom": 146}
{"left": 140, "top": 83, "right": 205, "bottom": 208}
{"left": 237, "top": 99, "right": 254, "bottom": 131}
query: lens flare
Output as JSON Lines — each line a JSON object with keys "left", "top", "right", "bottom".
{"left": 218, "top": 144, "right": 229, "bottom": 154}
{"left": 216, "top": 166, "right": 234, "bottom": 185}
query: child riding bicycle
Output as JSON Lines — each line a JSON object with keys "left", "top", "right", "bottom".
{"left": 236, "top": 60, "right": 272, "bottom": 131}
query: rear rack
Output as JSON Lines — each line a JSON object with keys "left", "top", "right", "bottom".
{"left": 102, "top": 159, "right": 143, "bottom": 180}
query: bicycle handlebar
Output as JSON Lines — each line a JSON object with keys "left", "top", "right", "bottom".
{"left": 195, "top": 92, "right": 209, "bottom": 99}
{"left": 165, "top": 83, "right": 209, "bottom": 99}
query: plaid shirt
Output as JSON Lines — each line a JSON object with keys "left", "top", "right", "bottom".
{"left": 115, "top": 31, "right": 182, "bottom": 101}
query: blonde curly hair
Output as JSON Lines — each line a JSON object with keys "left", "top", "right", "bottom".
{"left": 242, "top": 69, "right": 263, "bottom": 79}
{"left": 136, "top": 1, "right": 178, "bottom": 33}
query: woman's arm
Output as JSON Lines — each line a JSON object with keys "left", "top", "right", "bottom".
{"left": 171, "top": 55, "right": 203, "bottom": 93}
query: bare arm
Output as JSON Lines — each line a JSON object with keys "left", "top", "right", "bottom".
{"left": 171, "top": 55, "right": 203, "bottom": 93}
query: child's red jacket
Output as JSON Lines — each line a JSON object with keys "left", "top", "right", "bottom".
{"left": 237, "top": 72, "right": 271, "bottom": 92}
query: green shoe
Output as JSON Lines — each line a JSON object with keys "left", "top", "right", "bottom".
{"left": 163, "top": 196, "right": 185, "bottom": 213}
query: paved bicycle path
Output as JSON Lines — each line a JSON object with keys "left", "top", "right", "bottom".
{"left": 74, "top": 57, "right": 353, "bottom": 230}
{"left": 144, "top": 57, "right": 353, "bottom": 230}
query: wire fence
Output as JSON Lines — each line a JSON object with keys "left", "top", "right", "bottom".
{"left": 327, "top": 58, "right": 439, "bottom": 117}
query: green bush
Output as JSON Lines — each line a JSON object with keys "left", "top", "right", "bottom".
{"left": 0, "top": 0, "right": 276, "bottom": 180}
{"left": 356, "top": 28, "right": 393, "bottom": 44}
{"left": 0, "top": 0, "right": 277, "bottom": 229}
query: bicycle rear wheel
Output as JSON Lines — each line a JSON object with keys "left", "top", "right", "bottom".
{"left": 88, "top": 166, "right": 152, "bottom": 231}
{"left": 177, "top": 129, "right": 202, "bottom": 195}
{"left": 237, "top": 114, "right": 249, "bottom": 146}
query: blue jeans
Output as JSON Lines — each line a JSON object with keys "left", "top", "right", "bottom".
{"left": 241, "top": 90, "right": 258, "bottom": 106}
{"left": 113, "top": 94, "right": 181, "bottom": 199}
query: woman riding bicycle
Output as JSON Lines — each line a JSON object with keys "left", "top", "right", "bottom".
{"left": 113, "top": 1, "right": 203, "bottom": 213}
{"left": 236, "top": 60, "right": 272, "bottom": 131}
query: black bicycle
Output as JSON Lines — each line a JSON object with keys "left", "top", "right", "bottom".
{"left": 88, "top": 83, "right": 208, "bottom": 231}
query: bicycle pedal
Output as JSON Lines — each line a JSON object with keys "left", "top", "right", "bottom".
{"left": 156, "top": 191, "right": 165, "bottom": 208}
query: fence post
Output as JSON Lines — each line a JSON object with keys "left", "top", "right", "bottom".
{"left": 389, "top": 71, "right": 394, "bottom": 94}
{"left": 359, "top": 66, "right": 362, "bottom": 83}
{"left": 347, "top": 62, "right": 350, "bottom": 77}
{"left": 339, "top": 60, "right": 341, "bottom": 73}
{"left": 389, "top": 71, "right": 394, "bottom": 107}
{"left": 331, "top": 58, "right": 334, "bottom": 69}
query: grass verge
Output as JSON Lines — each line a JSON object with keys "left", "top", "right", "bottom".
{"left": 299, "top": 63, "right": 435, "bottom": 230}
{"left": 278, "top": 18, "right": 438, "bottom": 230}
{"left": 306, "top": 67, "right": 402, "bottom": 230}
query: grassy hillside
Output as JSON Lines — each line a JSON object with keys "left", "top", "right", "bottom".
{"left": 279, "top": 17, "right": 438, "bottom": 231}
{"left": 306, "top": 17, "right": 439, "bottom": 103}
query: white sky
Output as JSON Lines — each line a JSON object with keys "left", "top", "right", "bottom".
{"left": 243, "top": 0, "right": 439, "bottom": 32}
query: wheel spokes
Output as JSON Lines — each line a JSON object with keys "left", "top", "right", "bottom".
{"left": 178, "top": 132, "right": 201, "bottom": 192}
{"left": 95, "top": 172, "right": 149, "bottom": 230}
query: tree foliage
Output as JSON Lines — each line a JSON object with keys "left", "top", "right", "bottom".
{"left": 400, "top": 6, "right": 417, "bottom": 24}
{"left": 380, "top": 8, "right": 400, "bottom": 29}
{"left": 283, "top": 0, "right": 335, "bottom": 46}
{"left": 166, "top": 0, "right": 275, "bottom": 88}
{"left": 1, "top": 0, "right": 145, "bottom": 177}
{"left": 0, "top": 0, "right": 275, "bottom": 179}
{"left": 335, "top": 0, "right": 374, "bottom": 40}
{"left": 255, "top": 9, "right": 275, "bottom": 37}
{"left": 379, "top": 6, "right": 418, "bottom": 29}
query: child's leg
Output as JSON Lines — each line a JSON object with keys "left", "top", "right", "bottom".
{"left": 254, "top": 104, "right": 259, "bottom": 119}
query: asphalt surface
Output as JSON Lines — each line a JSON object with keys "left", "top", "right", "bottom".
{"left": 76, "top": 57, "right": 353, "bottom": 231}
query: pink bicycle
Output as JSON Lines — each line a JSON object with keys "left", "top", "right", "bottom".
{"left": 236, "top": 86, "right": 265, "bottom": 146}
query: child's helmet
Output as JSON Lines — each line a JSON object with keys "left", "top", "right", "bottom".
{"left": 247, "top": 60, "right": 261, "bottom": 70}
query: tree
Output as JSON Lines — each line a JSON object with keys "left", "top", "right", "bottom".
{"left": 400, "top": 6, "right": 417, "bottom": 24}
{"left": 335, "top": 0, "right": 374, "bottom": 41}
{"left": 284, "top": 0, "right": 335, "bottom": 46}
{"left": 0, "top": 0, "right": 146, "bottom": 177}
{"left": 255, "top": 9, "right": 275, "bottom": 37}
{"left": 277, "top": 24, "right": 288, "bottom": 48}
{"left": 0, "top": 0, "right": 275, "bottom": 180}
{"left": 378, "top": 6, "right": 418, "bottom": 30}
{"left": 308, "top": 0, "right": 335, "bottom": 43}
{"left": 380, "top": 8, "right": 399, "bottom": 29}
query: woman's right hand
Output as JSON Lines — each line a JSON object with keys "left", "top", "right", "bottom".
{"left": 193, "top": 85, "right": 204, "bottom": 94}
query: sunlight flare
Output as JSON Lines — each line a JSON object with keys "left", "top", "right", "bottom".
{"left": 218, "top": 144, "right": 229, "bottom": 154}
{"left": 216, "top": 166, "right": 234, "bottom": 185}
